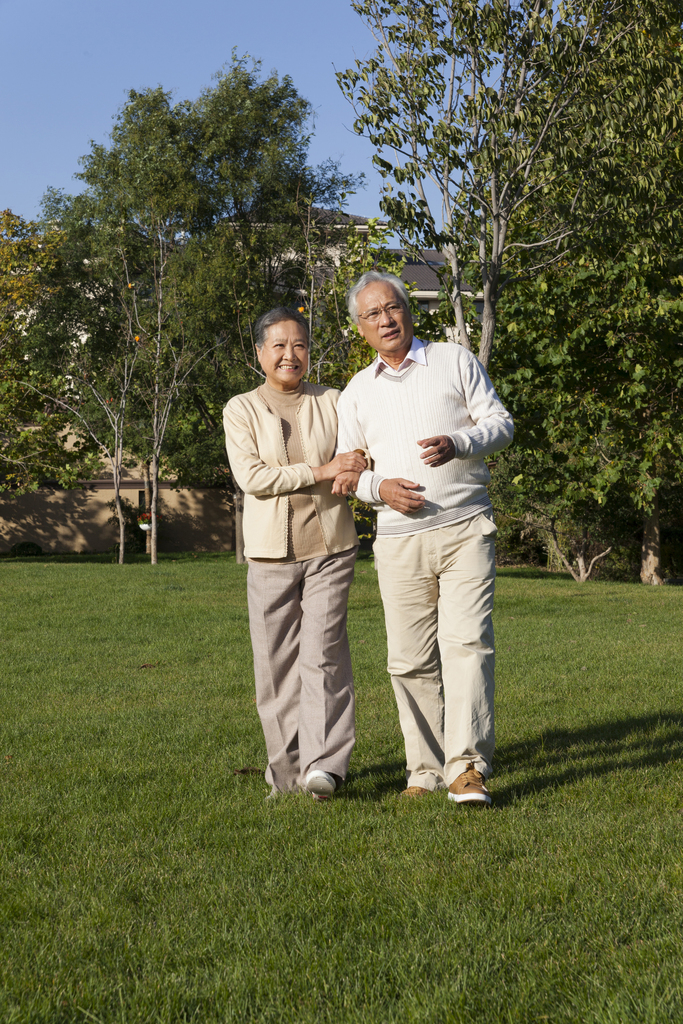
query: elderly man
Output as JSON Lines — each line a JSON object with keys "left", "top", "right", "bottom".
{"left": 334, "top": 271, "right": 514, "bottom": 804}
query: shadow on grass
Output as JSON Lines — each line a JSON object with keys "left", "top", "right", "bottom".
{"left": 0, "top": 551, "right": 236, "bottom": 564}
{"left": 341, "top": 715, "right": 683, "bottom": 803}
{"left": 493, "top": 712, "right": 683, "bottom": 805}
{"left": 496, "top": 566, "right": 571, "bottom": 581}
{"left": 345, "top": 761, "right": 407, "bottom": 798}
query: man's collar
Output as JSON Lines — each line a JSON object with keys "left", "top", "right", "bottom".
{"left": 374, "top": 336, "right": 427, "bottom": 376}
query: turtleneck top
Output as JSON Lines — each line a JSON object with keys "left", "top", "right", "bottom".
{"left": 252, "top": 381, "right": 327, "bottom": 562}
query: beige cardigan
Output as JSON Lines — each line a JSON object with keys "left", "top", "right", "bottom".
{"left": 223, "top": 383, "right": 359, "bottom": 560}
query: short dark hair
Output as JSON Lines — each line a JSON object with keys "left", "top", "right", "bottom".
{"left": 254, "top": 307, "right": 310, "bottom": 349}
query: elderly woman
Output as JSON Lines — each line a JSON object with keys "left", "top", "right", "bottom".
{"left": 223, "top": 307, "right": 366, "bottom": 800}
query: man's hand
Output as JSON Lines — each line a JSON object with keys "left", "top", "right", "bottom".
{"left": 331, "top": 471, "right": 362, "bottom": 496}
{"left": 378, "top": 478, "right": 425, "bottom": 513}
{"left": 417, "top": 435, "right": 457, "bottom": 467}
{"left": 312, "top": 450, "right": 367, "bottom": 484}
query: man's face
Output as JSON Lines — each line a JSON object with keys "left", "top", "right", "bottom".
{"left": 354, "top": 281, "right": 413, "bottom": 361}
{"left": 256, "top": 320, "right": 309, "bottom": 392}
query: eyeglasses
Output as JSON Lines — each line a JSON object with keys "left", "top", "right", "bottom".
{"left": 358, "top": 302, "right": 406, "bottom": 324}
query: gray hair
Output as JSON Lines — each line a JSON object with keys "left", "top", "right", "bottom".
{"left": 254, "top": 306, "right": 310, "bottom": 349}
{"left": 347, "top": 271, "right": 410, "bottom": 324}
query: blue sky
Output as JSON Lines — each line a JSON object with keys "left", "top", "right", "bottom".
{"left": 0, "top": 0, "right": 384, "bottom": 222}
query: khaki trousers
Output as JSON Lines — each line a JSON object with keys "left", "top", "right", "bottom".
{"left": 247, "top": 548, "right": 357, "bottom": 793}
{"left": 374, "top": 513, "right": 496, "bottom": 790}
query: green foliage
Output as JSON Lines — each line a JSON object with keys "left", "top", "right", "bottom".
{"left": 39, "top": 56, "right": 362, "bottom": 495}
{"left": 0, "top": 210, "right": 97, "bottom": 493}
{"left": 21, "top": 55, "right": 365, "bottom": 564}
{"left": 299, "top": 218, "right": 405, "bottom": 388}
{"left": 489, "top": 447, "right": 645, "bottom": 579}
{"left": 339, "top": 0, "right": 683, "bottom": 365}
{"left": 490, "top": 244, "right": 683, "bottom": 578}
{"left": 495, "top": 254, "right": 683, "bottom": 505}
{"left": 0, "top": 210, "right": 62, "bottom": 346}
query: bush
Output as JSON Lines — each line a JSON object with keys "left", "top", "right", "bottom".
{"left": 489, "top": 451, "right": 683, "bottom": 581}
{"left": 494, "top": 513, "right": 547, "bottom": 567}
{"left": 106, "top": 497, "right": 147, "bottom": 554}
{"left": 9, "top": 541, "right": 43, "bottom": 557}
{"left": 488, "top": 450, "right": 641, "bottom": 579}
{"left": 106, "top": 497, "right": 171, "bottom": 555}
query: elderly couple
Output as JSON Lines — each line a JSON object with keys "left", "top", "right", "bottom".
{"left": 223, "top": 271, "right": 514, "bottom": 804}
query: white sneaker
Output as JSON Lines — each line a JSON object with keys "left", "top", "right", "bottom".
{"left": 305, "top": 770, "right": 336, "bottom": 800}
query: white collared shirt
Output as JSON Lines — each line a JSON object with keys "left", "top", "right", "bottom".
{"left": 374, "top": 335, "right": 427, "bottom": 376}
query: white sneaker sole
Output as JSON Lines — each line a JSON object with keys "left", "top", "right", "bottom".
{"left": 448, "top": 791, "right": 491, "bottom": 805}
{"left": 306, "top": 770, "right": 336, "bottom": 798}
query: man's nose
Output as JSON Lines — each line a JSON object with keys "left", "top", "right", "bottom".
{"left": 379, "top": 306, "right": 396, "bottom": 325}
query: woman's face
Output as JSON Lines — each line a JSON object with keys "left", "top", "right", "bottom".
{"left": 256, "top": 320, "right": 309, "bottom": 392}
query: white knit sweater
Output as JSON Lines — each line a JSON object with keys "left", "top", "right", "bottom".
{"left": 336, "top": 340, "right": 514, "bottom": 537}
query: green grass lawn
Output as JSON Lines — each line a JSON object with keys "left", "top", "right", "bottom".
{"left": 1, "top": 554, "right": 682, "bottom": 1024}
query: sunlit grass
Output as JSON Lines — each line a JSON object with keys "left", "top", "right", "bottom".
{"left": 1, "top": 555, "right": 682, "bottom": 1023}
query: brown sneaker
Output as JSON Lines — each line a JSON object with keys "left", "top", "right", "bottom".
{"left": 448, "top": 763, "right": 491, "bottom": 806}
{"left": 401, "top": 786, "right": 430, "bottom": 798}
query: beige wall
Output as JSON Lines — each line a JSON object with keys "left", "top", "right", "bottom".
{"left": 0, "top": 482, "right": 233, "bottom": 554}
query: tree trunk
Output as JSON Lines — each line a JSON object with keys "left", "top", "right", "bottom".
{"left": 478, "top": 304, "right": 496, "bottom": 370}
{"left": 151, "top": 452, "right": 159, "bottom": 566}
{"left": 448, "top": 285, "right": 472, "bottom": 351}
{"left": 114, "top": 485, "right": 126, "bottom": 565}
{"left": 112, "top": 446, "right": 126, "bottom": 564}
{"left": 548, "top": 521, "right": 611, "bottom": 582}
{"left": 234, "top": 485, "right": 246, "bottom": 564}
{"left": 144, "top": 460, "right": 152, "bottom": 556}
{"left": 574, "top": 526, "right": 589, "bottom": 582}
{"left": 640, "top": 493, "right": 663, "bottom": 585}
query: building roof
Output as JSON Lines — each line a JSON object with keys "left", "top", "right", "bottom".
{"left": 311, "top": 208, "right": 388, "bottom": 229}
{"left": 400, "top": 262, "right": 442, "bottom": 292}
{"left": 388, "top": 249, "right": 475, "bottom": 296}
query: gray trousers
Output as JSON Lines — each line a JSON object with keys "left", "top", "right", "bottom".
{"left": 247, "top": 547, "right": 357, "bottom": 792}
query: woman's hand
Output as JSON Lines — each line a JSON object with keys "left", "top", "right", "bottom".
{"left": 312, "top": 450, "right": 367, "bottom": 484}
{"left": 331, "top": 470, "right": 362, "bottom": 496}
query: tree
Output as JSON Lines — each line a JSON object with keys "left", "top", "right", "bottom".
{"left": 297, "top": 214, "right": 405, "bottom": 387}
{"left": 493, "top": 248, "right": 683, "bottom": 582}
{"left": 160, "top": 162, "right": 364, "bottom": 487}
{"left": 22, "top": 193, "right": 146, "bottom": 562}
{"left": 488, "top": 445, "right": 634, "bottom": 581}
{"left": 338, "top": 0, "right": 683, "bottom": 367}
{"left": 43, "top": 56, "right": 329, "bottom": 564}
{"left": 25, "top": 55, "right": 367, "bottom": 564}
{"left": 0, "top": 210, "right": 95, "bottom": 493}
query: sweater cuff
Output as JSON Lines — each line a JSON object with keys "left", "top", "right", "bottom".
{"left": 300, "top": 464, "right": 317, "bottom": 488}
{"left": 354, "top": 469, "right": 385, "bottom": 506}
{"left": 369, "top": 473, "right": 385, "bottom": 504}
{"left": 449, "top": 432, "right": 469, "bottom": 458}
